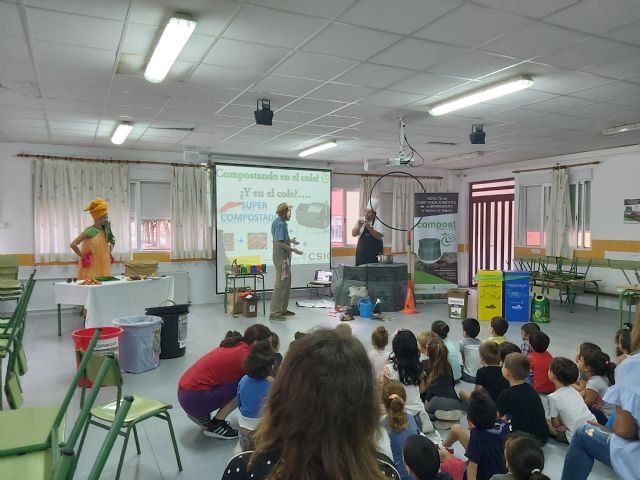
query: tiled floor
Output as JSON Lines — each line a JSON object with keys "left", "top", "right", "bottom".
{"left": 19, "top": 299, "right": 620, "bottom": 479}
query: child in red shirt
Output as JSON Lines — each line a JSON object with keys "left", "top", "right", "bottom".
{"left": 528, "top": 331, "right": 555, "bottom": 394}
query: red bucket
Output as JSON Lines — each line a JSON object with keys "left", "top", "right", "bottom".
{"left": 72, "top": 327, "right": 123, "bottom": 387}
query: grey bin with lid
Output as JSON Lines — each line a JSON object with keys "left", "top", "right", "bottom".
{"left": 145, "top": 303, "right": 189, "bottom": 359}
{"left": 111, "top": 315, "right": 163, "bottom": 373}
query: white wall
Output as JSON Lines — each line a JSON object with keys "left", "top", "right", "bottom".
{"left": 457, "top": 144, "right": 640, "bottom": 308}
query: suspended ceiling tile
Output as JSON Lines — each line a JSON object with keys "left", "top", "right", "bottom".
{"left": 202, "top": 38, "right": 290, "bottom": 71}
{"left": 414, "top": 3, "right": 532, "bottom": 48}
{"left": 586, "top": 54, "right": 640, "bottom": 81}
{"left": 302, "top": 24, "right": 401, "bottom": 61}
{"left": 338, "top": 0, "right": 462, "bottom": 35}
{"left": 189, "top": 64, "right": 263, "bottom": 89}
{"left": 525, "top": 95, "right": 595, "bottom": 114}
{"left": 0, "top": 2, "right": 26, "bottom": 37}
{"left": 223, "top": 5, "right": 326, "bottom": 49}
{"left": 369, "top": 38, "right": 463, "bottom": 70}
{"left": 545, "top": 0, "right": 640, "bottom": 35}
{"left": 428, "top": 52, "right": 523, "bottom": 80}
{"left": 271, "top": 52, "right": 356, "bottom": 82}
{"left": 252, "top": 74, "right": 323, "bottom": 97}
{"left": 335, "top": 63, "right": 414, "bottom": 89}
{"left": 25, "top": 0, "right": 131, "bottom": 21}
{"left": 480, "top": 23, "right": 589, "bottom": 59}
{"left": 469, "top": 0, "right": 580, "bottom": 20}
{"left": 604, "top": 21, "right": 640, "bottom": 46}
{"left": 307, "top": 83, "right": 375, "bottom": 103}
{"left": 28, "top": 8, "right": 124, "bottom": 50}
{"left": 571, "top": 81, "right": 640, "bottom": 102}
{"left": 537, "top": 38, "right": 640, "bottom": 71}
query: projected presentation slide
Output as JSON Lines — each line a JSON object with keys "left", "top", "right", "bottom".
{"left": 215, "top": 164, "right": 332, "bottom": 292}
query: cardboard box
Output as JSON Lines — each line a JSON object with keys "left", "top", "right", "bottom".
{"left": 226, "top": 287, "right": 250, "bottom": 315}
{"left": 447, "top": 288, "right": 469, "bottom": 319}
{"left": 242, "top": 296, "right": 259, "bottom": 318}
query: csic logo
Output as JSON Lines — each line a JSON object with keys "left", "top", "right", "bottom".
{"left": 308, "top": 252, "right": 331, "bottom": 261}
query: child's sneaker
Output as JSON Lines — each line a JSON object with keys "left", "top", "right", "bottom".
{"left": 203, "top": 420, "right": 238, "bottom": 439}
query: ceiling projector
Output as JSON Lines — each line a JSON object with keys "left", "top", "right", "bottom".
{"left": 364, "top": 116, "right": 414, "bottom": 171}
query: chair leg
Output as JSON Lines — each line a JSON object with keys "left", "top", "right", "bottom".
{"left": 73, "top": 417, "right": 92, "bottom": 474}
{"left": 164, "top": 411, "right": 183, "bottom": 471}
{"left": 132, "top": 424, "right": 141, "bottom": 454}
{"left": 115, "top": 425, "right": 133, "bottom": 480}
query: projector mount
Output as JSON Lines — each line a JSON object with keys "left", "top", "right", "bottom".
{"left": 364, "top": 116, "right": 425, "bottom": 171}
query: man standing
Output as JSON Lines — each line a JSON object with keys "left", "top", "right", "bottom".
{"left": 352, "top": 198, "right": 384, "bottom": 266}
{"left": 270, "top": 203, "right": 303, "bottom": 320}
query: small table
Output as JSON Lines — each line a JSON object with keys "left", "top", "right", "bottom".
{"left": 223, "top": 273, "right": 266, "bottom": 315}
{"left": 617, "top": 285, "right": 640, "bottom": 329}
{"left": 563, "top": 278, "right": 601, "bottom": 313}
{"left": 54, "top": 276, "right": 174, "bottom": 336}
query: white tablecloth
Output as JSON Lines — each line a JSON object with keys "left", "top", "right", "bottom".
{"left": 54, "top": 276, "right": 174, "bottom": 328}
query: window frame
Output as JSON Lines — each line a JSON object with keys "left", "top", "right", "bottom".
{"left": 517, "top": 180, "right": 591, "bottom": 250}
{"left": 129, "top": 180, "right": 172, "bottom": 252}
{"left": 330, "top": 187, "right": 360, "bottom": 248}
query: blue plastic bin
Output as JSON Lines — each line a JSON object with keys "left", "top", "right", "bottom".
{"left": 359, "top": 298, "right": 374, "bottom": 318}
{"left": 503, "top": 271, "right": 531, "bottom": 322}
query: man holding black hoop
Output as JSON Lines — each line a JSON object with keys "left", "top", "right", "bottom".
{"left": 352, "top": 198, "right": 384, "bottom": 266}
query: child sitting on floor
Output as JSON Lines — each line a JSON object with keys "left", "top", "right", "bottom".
{"left": 403, "top": 434, "right": 466, "bottom": 480}
{"left": 497, "top": 353, "right": 548, "bottom": 444}
{"left": 546, "top": 357, "right": 596, "bottom": 443}
{"left": 487, "top": 317, "right": 509, "bottom": 345}
{"left": 422, "top": 339, "right": 465, "bottom": 417}
{"left": 576, "top": 347, "right": 616, "bottom": 425}
{"left": 489, "top": 432, "right": 550, "bottom": 480}
{"left": 432, "top": 321, "right": 462, "bottom": 381}
{"left": 499, "top": 343, "right": 521, "bottom": 364}
{"left": 459, "top": 341, "right": 509, "bottom": 404}
{"left": 459, "top": 318, "right": 481, "bottom": 383}
{"left": 236, "top": 340, "right": 275, "bottom": 450}
{"left": 520, "top": 323, "right": 540, "bottom": 356}
{"left": 441, "top": 390, "right": 509, "bottom": 480}
{"left": 418, "top": 330, "right": 438, "bottom": 363}
{"left": 528, "top": 331, "right": 555, "bottom": 394}
{"left": 369, "top": 326, "right": 390, "bottom": 378}
{"left": 614, "top": 326, "right": 632, "bottom": 365}
{"left": 383, "top": 329, "right": 433, "bottom": 433}
{"left": 381, "top": 380, "right": 420, "bottom": 480}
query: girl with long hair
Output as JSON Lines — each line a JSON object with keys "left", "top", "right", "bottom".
{"left": 222, "top": 328, "right": 400, "bottom": 480}
{"left": 423, "top": 339, "right": 465, "bottom": 417}
{"left": 382, "top": 329, "right": 433, "bottom": 433}
{"left": 381, "top": 381, "right": 419, "bottom": 480}
{"left": 492, "top": 432, "right": 550, "bottom": 480}
{"left": 576, "top": 348, "right": 616, "bottom": 424}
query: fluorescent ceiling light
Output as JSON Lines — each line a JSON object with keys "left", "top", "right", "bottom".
{"left": 428, "top": 75, "right": 534, "bottom": 116}
{"left": 144, "top": 14, "right": 197, "bottom": 83}
{"left": 299, "top": 141, "right": 337, "bottom": 157}
{"left": 111, "top": 122, "right": 133, "bottom": 145}
{"left": 433, "top": 151, "right": 484, "bottom": 164}
{"left": 602, "top": 122, "right": 640, "bottom": 135}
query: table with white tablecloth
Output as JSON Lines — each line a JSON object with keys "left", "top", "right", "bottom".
{"left": 54, "top": 276, "right": 174, "bottom": 335}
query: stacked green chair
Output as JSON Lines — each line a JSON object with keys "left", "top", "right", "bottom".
{"left": 0, "top": 330, "right": 129, "bottom": 479}
{"left": 75, "top": 351, "right": 183, "bottom": 479}
{"left": 0, "top": 255, "right": 22, "bottom": 302}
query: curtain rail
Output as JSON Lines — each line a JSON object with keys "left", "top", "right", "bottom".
{"left": 334, "top": 172, "right": 444, "bottom": 179}
{"left": 17, "top": 153, "right": 207, "bottom": 167}
{"left": 512, "top": 160, "right": 600, "bottom": 174}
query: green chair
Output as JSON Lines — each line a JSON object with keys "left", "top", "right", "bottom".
{"left": 75, "top": 352, "right": 182, "bottom": 479}
{"left": 0, "top": 255, "right": 22, "bottom": 302}
{"left": 0, "top": 331, "right": 118, "bottom": 479}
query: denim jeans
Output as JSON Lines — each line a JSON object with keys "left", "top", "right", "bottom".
{"left": 561, "top": 424, "right": 612, "bottom": 480}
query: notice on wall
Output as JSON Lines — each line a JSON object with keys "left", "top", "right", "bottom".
{"left": 413, "top": 193, "right": 459, "bottom": 296}
{"left": 624, "top": 199, "right": 640, "bottom": 224}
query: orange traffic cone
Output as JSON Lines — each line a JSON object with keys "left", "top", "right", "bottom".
{"left": 401, "top": 279, "right": 418, "bottom": 314}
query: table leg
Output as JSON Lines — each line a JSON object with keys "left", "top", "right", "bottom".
{"left": 568, "top": 285, "right": 575, "bottom": 313}
{"left": 619, "top": 291, "right": 625, "bottom": 330}
{"left": 593, "top": 282, "right": 599, "bottom": 311}
{"left": 57, "top": 304, "right": 62, "bottom": 337}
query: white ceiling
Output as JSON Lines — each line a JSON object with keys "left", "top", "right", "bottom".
{"left": 1, "top": 0, "right": 640, "bottom": 169}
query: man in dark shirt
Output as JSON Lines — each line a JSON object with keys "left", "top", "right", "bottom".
{"left": 497, "top": 353, "right": 549, "bottom": 444}
{"left": 352, "top": 198, "right": 383, "bottom": 266}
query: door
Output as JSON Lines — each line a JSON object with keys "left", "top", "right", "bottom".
{"left": 468, "top": 178, "right": 515, "bottom": 284}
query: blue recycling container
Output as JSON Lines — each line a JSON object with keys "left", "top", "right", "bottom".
{"left": 503, "top": 271, "right": 531, "bottom": 322}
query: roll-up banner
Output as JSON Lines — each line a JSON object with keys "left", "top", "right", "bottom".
{"left": 413, "top": 193, "right": 459, "bottom": 296}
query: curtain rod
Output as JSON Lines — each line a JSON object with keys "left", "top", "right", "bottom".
{"left": 512, "top": 160, "right": 600, "bottom": 174}
{"left": 334, "top": 172, "right": 444, "bottom": 180}
{"left": 16, "top": 152, "right": 207, "bottom": 168}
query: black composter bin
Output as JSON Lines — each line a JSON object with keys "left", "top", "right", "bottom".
{"left": 145, "top": 302, "right": 189, "bottom": 359}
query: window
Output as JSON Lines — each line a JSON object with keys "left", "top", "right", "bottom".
{"left": 330, "top": 188, "right": 360, "bottom": 247}
{"left": 518, "top": 181, "right": 591, "bottom": 249}
{"left": 130, "top": 181, "right": 171, "bottom": 250}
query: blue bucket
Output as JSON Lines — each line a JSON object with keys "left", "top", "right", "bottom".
{"left": 358, "top": 298, "right": 374, "bottom": 318}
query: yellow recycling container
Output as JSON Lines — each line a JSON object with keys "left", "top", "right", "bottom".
{"left": 476, "top": 270, "right": 504, "bottom": 321}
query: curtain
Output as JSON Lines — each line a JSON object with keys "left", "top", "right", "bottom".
{"left": 359, "top": 175, "right": 380, "bottom": 214}
{"left": 171, "top": 166, "right": 212, "bottom": 259}
{"left": 545, "top": 169, "right": 574, "bottom": 258}
{"left": 391, "top": 177, "right": 444, "bottom": 252}
{"left": 34, "top": 159, "right": 130, "bottom": 263}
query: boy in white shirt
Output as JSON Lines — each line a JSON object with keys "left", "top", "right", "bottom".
{"left": 547, "top": 357, "right": 596, "bottom": 443}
